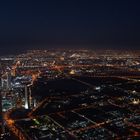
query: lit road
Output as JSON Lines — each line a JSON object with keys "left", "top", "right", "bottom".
{"left": 4, "top": 109, "right": 31, "bottom": 140}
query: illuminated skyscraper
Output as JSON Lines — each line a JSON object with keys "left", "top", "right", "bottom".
{"left": 6, "top": 72, "right": 11, "bottom": 90}
{"left": 1, "top": 72, "right": 12, "bottom": 90}
{"left": 24, "top": 85, "right": 29, "bottom": 109}
{"left": 24, "top": 84, "right": 32, "bottom": 109}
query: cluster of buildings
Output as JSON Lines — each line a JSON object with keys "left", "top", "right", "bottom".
{"left": 9, "top": 76, "right": 140, "bottom": 139}
{"left": 0, "top": 49, "right": 140, "bottom": 139}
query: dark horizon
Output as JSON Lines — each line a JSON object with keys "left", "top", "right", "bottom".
{"left": 0, "top": 0, "right": 140, "bottom": 55}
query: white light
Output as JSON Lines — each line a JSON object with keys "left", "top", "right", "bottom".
{"left": 25, "top": 103, "right": 29, "bottom": 109}
{"left": 95, "top": 86, "right": 101, "bottom": 90}
{"left": 132, "top": 99, "right": 139, "bottom": 105}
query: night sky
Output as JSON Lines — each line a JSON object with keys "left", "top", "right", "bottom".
{"left": 0, "top": 0, "right": 140, "bottom": 55}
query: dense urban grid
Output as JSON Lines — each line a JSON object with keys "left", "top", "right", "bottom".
{"left": 0, "top": 49, "right": 140, "bottom": 139}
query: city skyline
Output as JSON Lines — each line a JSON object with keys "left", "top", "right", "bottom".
{"left": 0, "top": 49, "right": 140, "bottom": 139}
{"left": 0, "top": 0, "right": 140, "bottom": 139}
